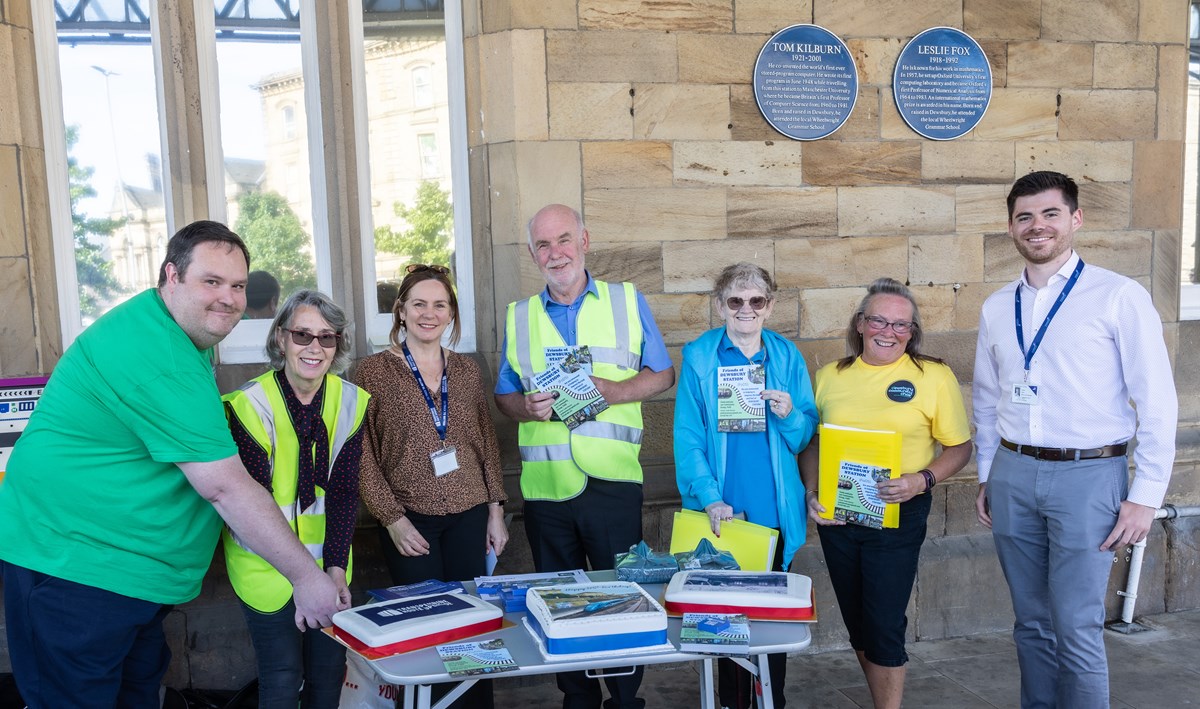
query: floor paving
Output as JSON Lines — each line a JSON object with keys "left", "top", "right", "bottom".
{"left": 492, "top": 608, "right": 1200, "bottom": 707}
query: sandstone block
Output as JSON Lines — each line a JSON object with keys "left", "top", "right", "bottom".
{"left": 588, "top": 242, "right": 664, "bottom": 295}
{"left": 836, "top": 87, "right": 882, "bottom": 142}
{"left": 482, "top": 0, "right": 577, "bottom": 32}
{"left": 803, "top": 141, "right": 920, "bottom": 186}
{"left": 730, "top": 83, "right": 778, "bottom": 141}
{"left": 1094, "top": 43, "right": 1157, "bottom": 89}
{"left": 674, "top": 140, "right": 804, "bottom": 187}
{"left": 964, "top": 0, "right": 1039, "bottom": 39}
{"left": 768, "top": 289, "right": 800, "bottom": 339}
{"left": 3, "top": 0, "right": 33, "bottom": 29}
{"left": 1014, "top": 141, "right": 1134, "bottom": 182}
{"left": 0, "top": 145, "right": 22, "bottom": 258}
{"left": 917, "top": 535, "right": 1014, "bottom": 638}
{"left": 1078, "top": 181, "right": 1132, "bottom": 230}
{"left": 980, "top": 40, "right": 1007, "bottom": 87}
{"left": 1140, "top": 0, "right": 1189, "bottom": 44}
{"left": 1134, "top": 140, "right": 1184, "bottom": 230}
{"left": 728, "top": 186, "right": 838, "bottom": 239}
{"left": 1005, "top": 41, "right": 1093, "bottom": 88}
{"left": 910, "top": 234, "right": 985, "bottom": 285}
{"left": 549, "top": 82, "right": 633, "bottom": 140}
{"left": 478, "top": 30, "right": 549, "bottom": 143}
{"left": 1077, "top": 230, "right": 1155, "bottom": 277}
{"left": 583, "top": 141, "right": 674, "bottom": 189}
{"left": 487, "top": 141, "right": 582, "bottom": 247}
{"left": 922, "top": 330, "right": 978, "bottom": 384}
{"left": 9, "top": 26, "right": 37, "bottom": 148}
{"left": 634, "top": 84, "right": 731, "bottom": 140}
{"left": 971, "top": 88, "right": 1058, "bottom": 141}
{"left": 776, "top": 236, "right": 908, "bottom": 289}
{"left": 547, "top": 30, "right": 677, "bottom": 83}
{"left": 678, "top": 33, "right": 763, "bottom": 83}
{"left": 800, "top": 287, "right": 869, "bottom": 339}
{"left": 879, "top": 90, "right": 912, "bottom": 140}
{"left": 1041, "top": 0, "right": 1138, "bottom": 42}
{"left": 815, "top": 0, "right": 961, "bottom": 38}
{"left": 1059, "top": 89, "right": 1156, "bottom": 141}
{"left": 584, "top": 187, "right": 728, "bottom": 242}
{"left": 922, "top": 142, "right": 1015, "bottom": 183}
{"left": 663, "top": 239, "right": 773, "bottom": 293}
{"left": 580, "top": 0, "right": 732, "bottom": 32}
{"left": 906, "top": 283, "right": 957, "bottom": 341}
{"left": 0, "top": 26, "right": 17, "bottom": 145}
{"left": 984, "top": 233, "right": 1022, "bottom": 282}
{"left": 1158, "top": 45, "right": 1189, "bottom": 140}
{"left": 1165, "top": 517, "right": 1200, "bottom": 611}
{"left": 1153, "top": 229, "right": 1182, "bottom": 323}
{"left": 736, "top": 0, "right": 812, "bottom": 34}
{"left": 798, "top": 337, "right": 848, "bottom": 374}
{"left": 644, "top": 292, "right": 713, "bottom": 344}
{"left": 21, "top": 146, "right": 60, "bottom": 368}
{"left": 0, "top": 257, "right": 36, "bottom": 375}
{"left": 837, "top": 186, "right": 956, "bottom": 236}
{"left": 846, "top": 37, "right": 903, "bottom": 87}
{"left": 953, "top": 280, "right": 1007, "bottom": 331}
{"left": 956, "top": 184, "right": 1009, "bottom": 234}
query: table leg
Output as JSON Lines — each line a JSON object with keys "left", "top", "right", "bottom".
{"left": 756, "top": 653, "right": 774, "bottom": 709}
{"left": 402, "top": 684, "right": 415, "bottom": 709}
{"left": 416, "top": 683, "right": 432, "bottom": 709}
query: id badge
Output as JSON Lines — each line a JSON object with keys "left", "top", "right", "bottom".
{"left": 1010, "top": 383, "right": 1039, "bottom": 405}
{"left": 431, "top": 446, "right": 459, "bottom": 476}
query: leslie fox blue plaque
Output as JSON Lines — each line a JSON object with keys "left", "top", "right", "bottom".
{"left": 753, "top": 25, "right": 857, "bottom": 141}
{"left": 893, "top": 27, "right": 992, "bottom": 140}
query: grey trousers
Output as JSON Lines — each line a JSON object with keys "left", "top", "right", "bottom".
{"left": 987, "top": 446, "right": 1128, "bottom": 709}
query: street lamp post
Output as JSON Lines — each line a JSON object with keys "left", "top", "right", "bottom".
{"left": 91, "top": 64, "right": 136, "bottom": 289}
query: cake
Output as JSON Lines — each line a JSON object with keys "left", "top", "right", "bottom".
{"left": 663, "top": 570, "right": 814, "bottom": 620}
{"left": 332, "top": 592, "right": 503, "bottom": 656}
{"left": 524, "top": 581, "right": 669, "bottom": 655}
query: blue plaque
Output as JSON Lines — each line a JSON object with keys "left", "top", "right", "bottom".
{"left": 753, "top": 24, "right": 858, "bottom": 141}
{"left": 893, "top": 27, "right": 992, "bottom": 140}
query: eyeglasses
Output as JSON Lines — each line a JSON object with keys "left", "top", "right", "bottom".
{"left": 406, "top": 263, "right": 451, "bottom": 275}
{"left": 725, "top": 296, "right": 770, "bottom": 311}
{"left": 282, "top": 328, "right": 341, "bottom": 348}
{"left": 861, "top": 314, "right": 915, "bottom": 335}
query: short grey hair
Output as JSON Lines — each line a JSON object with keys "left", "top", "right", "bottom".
{"left": 266, "top": 289, "right": 353, "bottom": 374}
{"left": 713, "top": 262, "right": 776, "bottom": 302}
{"left": 526, "top": 205, "right": 586, "bottom": 249}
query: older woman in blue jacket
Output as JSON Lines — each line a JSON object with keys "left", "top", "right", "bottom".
{"left": 674, "top": 262, "right": 819, "bottom": 709}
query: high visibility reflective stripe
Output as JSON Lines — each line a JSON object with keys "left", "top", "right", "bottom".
{"left": 610, "top": 280, "right": 631, "bottom": 358}
{"left": 238, "top": 382, "right": 277, "bottom": 469}
{"left": 574, "top": 420, "right": 643, "bottom": 445}
{"left": 304, "top": 542, "right": 324, "bottom": 560}
{"left": 329, "top": 384, "right": 361, "bottom": 463}
{"left": 277, "top": 496, "right": 326, "bottom": 522}
{"left": 514, "top": 299, "right": 534, "bottom": 387}
{"left": 588, "top": 346, "right": 641, "bottom": 371}
{"left": 519, "top": 443, "right": 573, "bottom": 462}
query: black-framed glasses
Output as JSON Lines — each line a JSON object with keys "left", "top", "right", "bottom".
{"left": 725, "top": 296, "right": 770, "bottom": 311}
{"left": 861, "top": 314, "right": 915, "bottom": 335}
{"left": 406, "top": 263, "right": 451, "bottom": 275}
{"left": 282, "top": 328, "right": 341, "bottom": 348}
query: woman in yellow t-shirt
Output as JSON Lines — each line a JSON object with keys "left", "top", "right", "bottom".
{"left": 799, "top": 278, "right": 972, "bottom": 709}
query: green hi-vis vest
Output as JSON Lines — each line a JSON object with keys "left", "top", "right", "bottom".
{"left": 504, "top": 280, "right": 645, "bottom": 501}
{"left": 221, "top": 371, "right": 369, "bottom": 613}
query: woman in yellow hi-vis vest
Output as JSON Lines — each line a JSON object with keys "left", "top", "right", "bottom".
{"left": 223, "top": 290, "right": 369, "bottom": 709}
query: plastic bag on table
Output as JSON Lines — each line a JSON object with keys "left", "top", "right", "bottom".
{"left": 673, "top": 537, "right": 740, "bottom": 571}
{"left": 614, "top": 540, "right": 679, "bottom": 583}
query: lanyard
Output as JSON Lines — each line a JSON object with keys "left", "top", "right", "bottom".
{"left": 1014, "top": 258, "right": 1084, "bottom": 377}
{"left": 401, "top": 343, "right": 449, "bottom": 441}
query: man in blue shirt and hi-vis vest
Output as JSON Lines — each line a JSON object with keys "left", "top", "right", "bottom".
{"left": 496, "top": 204, "right": 675, "bottom": 709}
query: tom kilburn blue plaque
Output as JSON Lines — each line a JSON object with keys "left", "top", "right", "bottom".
{"left": 893, "top": 27, "right": 992, "bottom": 140}
{"left": 753, "top": 24, "right": 857, "bottom": 141}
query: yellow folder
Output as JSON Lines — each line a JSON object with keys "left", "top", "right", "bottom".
{"left": 817, "top": 423, "right": 903, "bottom": 529}
{"left": 669, "top": 508, "right": 779, "bottom": 571}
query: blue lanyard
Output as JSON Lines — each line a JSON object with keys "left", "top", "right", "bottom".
{"left": 1014, "top": 258, "right": 1084, "bottom": 376}
{"left": 401, "top": 343, "right": 449, "bottom": 441}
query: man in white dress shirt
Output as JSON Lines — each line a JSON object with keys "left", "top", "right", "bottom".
{"left": 973, "top": 171, "right": 1177, "bottom": 709}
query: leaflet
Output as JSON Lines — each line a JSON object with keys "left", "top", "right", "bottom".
{"left": 716, "top": 364, "right": 766, "bottom": 433}
{"left": 679, "top": 613, "right": 750, "bottom": 655}
{"left": 817, "top": 424, "right": 902, "bottom": 529}
{"left": 532, "top": 364, "right": 608, "bottom": 430}
{"left": 437, "top": 639, "right": 518, "bottom": 677}
{"left": 544, "top": 345, "right": 594, "bottom": 376}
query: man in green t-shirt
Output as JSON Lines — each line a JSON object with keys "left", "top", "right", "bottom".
{"left": 0, "top": 221, "right": 343, "bottom": 709}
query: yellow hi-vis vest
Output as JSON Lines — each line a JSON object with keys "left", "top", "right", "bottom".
{"left": 221, "top": 371, "right": 369, "bottom": 613}
{"left": 504, "top": 280, "right": 645, "bottom": 501}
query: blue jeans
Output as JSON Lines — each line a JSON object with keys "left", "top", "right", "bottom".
{"left": 987, "top": 447, "right": 1126, "bottom": 709}
{"left": 241, "top": 597, "right": 346, "bottom": 709}
{"left": 2, "top": 561, "right": 171, "bottom": 709}
{"left": 817, "top": 492, "right": 931, "bottom": 667}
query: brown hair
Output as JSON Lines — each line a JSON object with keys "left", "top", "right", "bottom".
{"left": 389, "top": 266, "right": 460, "bottom": 348}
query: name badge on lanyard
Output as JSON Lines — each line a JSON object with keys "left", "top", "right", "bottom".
{"left": 401, "top": 343, "right": 459, "bottom": 476}
{"left": 1010, "top": 259, "right": 1084, "bottom": 406}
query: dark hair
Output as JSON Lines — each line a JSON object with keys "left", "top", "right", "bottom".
{"left": 837, "top": 278, "right": 943, "bottom": 371}
{"left": 157, "top": 220, "right": 250, "bottom": 286}
{"left": 389, "top": 266, "right": 460, "bottom": 348}
{"left": 1006, "top": 171, "right": 1079, "bottom": 219}
{"left": 246, "top": 271, "right": 281, "bottom": 310}
{"left": 712, "top": 262, "right": 776, "bottom": 303}
{"left": 266, "top": 290, "right": 353, "bottom": 374}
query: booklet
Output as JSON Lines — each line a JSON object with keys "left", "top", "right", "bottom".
{"left": 545, "top": 345, "right": 594, "bottom": 376}
{"left": 679, "top": 613, "right": 750, "bottom": 655}
{"left": 532, "top": 363, "right": 608, "bottom": 430}
{"left": 817, "top": 424, "right": 902, "bottom": 529}
{"left": 437, "top": 638, "right": 518, "bottom": 677}
{"left": 716, "top": 364, "right": 766, "bottom": 432}
{"left": 367, "top": 579, "right": 465, "bottom": 603}
{"left": 475, "top": 569, "right": 590, "bottom": 612}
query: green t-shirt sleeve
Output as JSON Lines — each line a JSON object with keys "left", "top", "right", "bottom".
{"left": 113, "top": 369, "right": 237, "bottom": 464}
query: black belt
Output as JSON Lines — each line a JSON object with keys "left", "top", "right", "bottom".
{"left": 1000, "top": 438, "right": 1127, "bottom": 462}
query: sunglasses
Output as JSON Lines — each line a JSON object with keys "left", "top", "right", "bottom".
{"left": 861, "top": 314, "right": 915, "bottom": 335}
{"left": 282, "top": 328, "right": 341, "bottom": 348}
{"left": 725, "top": 296, "right": 769, "bottom": 311}
{"left": 406, "top": 263, "right": 451, "bottom": 275}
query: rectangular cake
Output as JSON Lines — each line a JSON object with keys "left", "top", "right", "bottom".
{"left": 664, "top": 570, "right": 814, "bottom": 620}
{"left": 332, "top": 592, "right": 503, "bottom": 656}
{"left": 524, "top": 582, "right": 668, "bottom": 655}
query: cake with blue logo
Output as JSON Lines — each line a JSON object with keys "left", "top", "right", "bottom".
{"left": 664, "top": 570, "right": 814, "bottom": 621}
{"left": 524, "top": 581, "right": 668, "bottom": 655}
{"left": 332, "top": 592, "right": 503, "bottom": 656}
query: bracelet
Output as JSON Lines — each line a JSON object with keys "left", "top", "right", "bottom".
{"left": 805, "top": 490, "right": 818, "bottom": 498}
{"left": 918, "top": 468, "right": 936, "bottom": 493}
